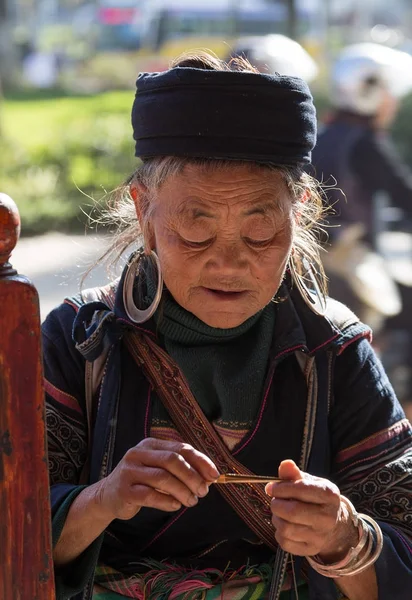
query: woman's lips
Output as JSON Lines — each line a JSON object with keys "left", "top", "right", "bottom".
{"left": 200, "top": 287, "right": 248, "bottom": 300}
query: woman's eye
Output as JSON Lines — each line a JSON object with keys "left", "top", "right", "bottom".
{"left": 244, "top": 237, "right": 273, "bottom": 248}
{"left": 180, "top": 236, "right": 214, "bottom": 249}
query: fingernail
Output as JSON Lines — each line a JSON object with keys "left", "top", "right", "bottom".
{"left": 188, "top": 495, "right": 198, "bottom": 507}
{"left": 172, "top": 501, "right": 181, "bottom": 510}
{"left": 209, "top": 466, "right": 220, "bottom": 478}
{"left": 198, "top": 483, "right": 209, "bottom": 497}
{"left": 265, "top": 483, "right": 274, "bottom": 495}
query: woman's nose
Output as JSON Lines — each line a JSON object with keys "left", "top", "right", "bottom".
{"left": 206, "top": 241, "right": 248, "bottom": 275}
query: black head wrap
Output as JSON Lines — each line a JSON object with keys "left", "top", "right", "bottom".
{"left": 132, "top": 67, "right": 316, "bottom": 166}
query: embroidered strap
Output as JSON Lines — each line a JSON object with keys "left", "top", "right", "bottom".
{"left": 124, "top": 330, "right": 278, "bottom": 552}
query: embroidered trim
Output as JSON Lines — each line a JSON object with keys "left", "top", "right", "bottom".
{"left": 44, "top": 378, "right": 83, "bottom": 415}
{"left": 64, "top": 298, "right": 81, "bottom": 313}
{"left": 337, "top": 331, "right": 373, "bottom": 356}
{"left": 336, "top": 419, "right": 411, "bottom": 464}
{"left": 310, "top": 333, "right": 340, "bottom": 355}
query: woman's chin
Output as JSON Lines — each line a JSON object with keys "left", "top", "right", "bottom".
{"left": 176, "top": 287, "right": 269, "bottom": 328}
{"left": 192, "top": 307, "right": 254, "bottom": 329}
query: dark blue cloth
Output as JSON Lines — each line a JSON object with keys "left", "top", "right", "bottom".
{"left": 132, "top": 67, "right": 317, "bottom": 166}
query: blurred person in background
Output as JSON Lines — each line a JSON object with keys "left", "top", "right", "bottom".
{"left": 311, "top": 43, "right": 412, "bottom": 420}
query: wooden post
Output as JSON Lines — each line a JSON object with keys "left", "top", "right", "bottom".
{"left": 0, "top": 193, "right": 55, "bottom": 599}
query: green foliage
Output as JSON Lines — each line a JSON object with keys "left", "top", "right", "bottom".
{"left": 0, "top": 90, "right": 136, "bottom": 235}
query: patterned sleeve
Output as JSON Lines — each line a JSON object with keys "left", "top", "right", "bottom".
{"left": 42, "top": 303, "right": 101, "bottom": 599}
{"left": 330, "top": 337, "right": 412, "bottom": 596}
{"left": 42, "top": 302, "right": 88, "bottom": 496}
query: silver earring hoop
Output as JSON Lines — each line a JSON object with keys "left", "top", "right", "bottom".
{"left": 290, "top": 256, "right": 327, "bottom": 317}
{"left": 123, "top": 250, "right": 163, "bottom": 323}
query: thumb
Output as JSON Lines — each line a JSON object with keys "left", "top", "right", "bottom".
{"left": 265, "top": 459, "right": 302, "bottom": 497}
{"left": 278, "top": 459, "right": 302, "bottom": 481}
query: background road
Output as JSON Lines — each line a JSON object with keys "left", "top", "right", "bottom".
{"left": 10, "top": 232, "right": 113, "bottom": 320}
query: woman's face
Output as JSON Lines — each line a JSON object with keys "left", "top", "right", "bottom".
{"left": 137, "top": 164, "right": 296, "bottom": 329}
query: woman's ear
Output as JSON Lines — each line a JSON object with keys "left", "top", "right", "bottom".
{"left": 130, "top": 181, "right": 156, "bottom": 251}
{"left": 129, "top": 181, "right": 146, "bottom": 222}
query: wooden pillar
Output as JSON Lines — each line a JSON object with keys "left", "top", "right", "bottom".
{"left": 0, "top": 193, "right": 55, "bottom": 599}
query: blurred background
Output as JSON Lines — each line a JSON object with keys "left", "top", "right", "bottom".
{"left": 1, "top": 0, "right": 412, "bottom": 315}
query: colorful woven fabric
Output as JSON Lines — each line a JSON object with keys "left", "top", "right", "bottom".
{"left": 92, "top": 562, "right": 309, "bottom": 600}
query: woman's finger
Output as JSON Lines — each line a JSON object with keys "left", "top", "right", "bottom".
{"left": 272, "top": 515, "right": 322, "bottom": 555}
{"left": 129, "top": 484, "right": 183, "bottom": 512}
{"left": 127, "top": 441, "right": 217, "bottom": 498}
{"left": 274, "top": 535, "right": 312, "bottom": 557}
{"left": 271, "top": 515, "right": 315, "bottom": 544}
{"left": 179, "top": 444, "right": 220, "bottom": 481}
{"left": 270, "top": 497, "right": 337, "bottom": 528}
{"left": 126, "top": 448, "right": 207, "bottom": 498}
{"left": 278, "top": 459, "right": 302, "bottom": 481}
{"left": 271, "top": 514, "right": 330, "bottom": 554}
{"left": 138, "top": 438, "right": 219, "bottom": 480}
{"left": 126, "top": 465, "right": 200, "bottom": 508}
{"left": 266, "top": 478, "right": 340, "bottom": 507}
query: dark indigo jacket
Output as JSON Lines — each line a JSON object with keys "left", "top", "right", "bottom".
{"left": 42, "top": 269, "right": 412, "bottom": 600}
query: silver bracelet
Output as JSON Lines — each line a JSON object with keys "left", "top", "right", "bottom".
{"left": 306, "top": 496, "right": 384, "bottom": 578}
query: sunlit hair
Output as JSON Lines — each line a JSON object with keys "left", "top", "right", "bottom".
{"left": 91, "top": 51, "right": 328, "bottom": 297}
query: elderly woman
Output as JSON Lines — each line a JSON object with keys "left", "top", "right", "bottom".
{"left": 44, "top": 53, "right": 412, "bottom": 600}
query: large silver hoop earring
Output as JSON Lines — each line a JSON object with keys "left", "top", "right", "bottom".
{"left": 123, "top": 250, "right": 163, "bottom": 323}
{"left": 289, "top": 256, "right": 327, "bottom": 316}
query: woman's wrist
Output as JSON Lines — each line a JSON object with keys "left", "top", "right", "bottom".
{"left": 53, "top": 482, "right": 115, "bottom": 567}
{"left": 307, "top": 496, "right": 384, "bottom": 579}
{"left": 317, "top": 498, "right": 360, "bottom": 563}
{"left": 87, "top": 480, "right": 117, "bottom": 526}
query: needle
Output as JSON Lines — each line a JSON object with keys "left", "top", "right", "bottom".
{"left": 215, "top": 474, "right": 281, "bottom": 484}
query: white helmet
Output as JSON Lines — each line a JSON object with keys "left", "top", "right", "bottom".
{"left": 331, "top": 43, "right": 412, "bottom": 115}
{"left": 229, "top": 34, "right": 319, "bottom": 83}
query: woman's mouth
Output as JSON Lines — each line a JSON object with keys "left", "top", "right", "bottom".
{"left": 201, "top": 287, "right": 248, "bottom": 300}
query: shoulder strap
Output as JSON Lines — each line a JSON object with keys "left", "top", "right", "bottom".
{"left": 78, "top": 285, "right": 116, "bottom": 485}
{"left": 124, "top": 329, "right": 278, "bottom": 551}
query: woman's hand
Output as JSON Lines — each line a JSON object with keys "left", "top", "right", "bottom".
{"left": 94, "top": 438, "right": 220, "bottom": 521}
{"left": 265, "top": 460, "right": 358, "bottom": 561}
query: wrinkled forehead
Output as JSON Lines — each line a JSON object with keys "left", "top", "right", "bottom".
{"left": 155, "top": 162, "right": 294, "bottom": 217}
{"left": 176, "top": 160, "right": 286, "bottom": 180}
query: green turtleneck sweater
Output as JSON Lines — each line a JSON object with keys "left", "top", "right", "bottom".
{"left": 151, "top": 290, "right": 276, "bottom": 433}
